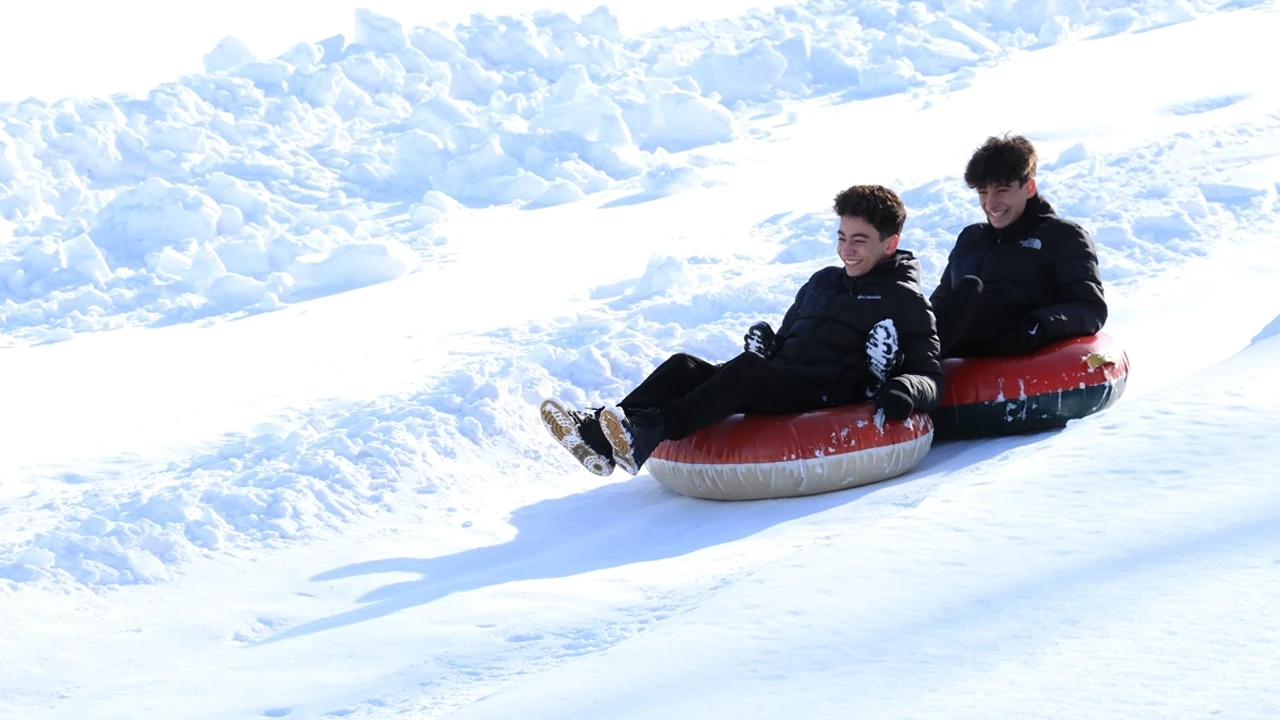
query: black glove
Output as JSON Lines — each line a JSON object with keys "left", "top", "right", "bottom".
{"left": 874, "top": 378, "right": 914, "bottom": 421}
{"left": 998, "top": 319, "right": 1044, "bottom": 355}
{"left": 743, "top": 321, "right": 775, "bottom": 359}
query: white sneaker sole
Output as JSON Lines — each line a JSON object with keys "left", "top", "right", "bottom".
{"left": 539, "top": 399, "right": 614, "bottom": 477}
{"left": 597, "top": 405, "right": 639, "bottom": 476}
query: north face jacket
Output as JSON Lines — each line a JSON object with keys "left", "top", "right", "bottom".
{"left": 769, "top": 250, "right": 943, "bottom": 412}
{"left": 931, "top": 194, "right": 1107, "bottom": 344}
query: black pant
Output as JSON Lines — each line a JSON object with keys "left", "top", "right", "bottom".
{"left": 935, "top": 276, "right": 1017, "bottom": 358}
{"left": 619, "top": 352, "right": 827, "bottom": 441}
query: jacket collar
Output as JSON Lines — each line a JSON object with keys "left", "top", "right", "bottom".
{"left": 995, "top": 194, "right": 1055, "bottom": 240}
{"left": 840, "top": 249, "right": 921, "bottom": 287}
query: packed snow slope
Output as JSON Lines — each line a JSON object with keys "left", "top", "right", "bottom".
{"left": 448, "top": 326, "right": 1280, "bottom": 720}
{"left": 2, "top": 1, "right": 1279, "bottom": 719}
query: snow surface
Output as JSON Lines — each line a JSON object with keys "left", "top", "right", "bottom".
{"left": 3, "top": 1, "right": 1280, "bottom": 718}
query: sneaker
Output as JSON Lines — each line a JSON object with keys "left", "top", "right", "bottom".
{"left": 597, "top": 405, "right": 666, "bottom": 476}
{"left": 539, "top": 399, "right": 615, "bottom": 477}
{"left": 865, "top": 318, "right": 902, "bottom": 396}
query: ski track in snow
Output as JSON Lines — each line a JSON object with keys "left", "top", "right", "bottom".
{"left": 3, "top": 1, "right": 1280, "bottom": 718}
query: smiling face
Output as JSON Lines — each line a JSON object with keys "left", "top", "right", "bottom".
{"left": 978, "top": 177, "right": 1037, "bottom": 229}
{"left": 837, "top": 215, "right": 899, "bottom": 277}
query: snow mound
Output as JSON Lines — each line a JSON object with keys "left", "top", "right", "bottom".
{"left": 0, "top": 363, "right": 532, "bottom": 586}
{"left": 0, "top": 0, "right": 1214, "bottom": 341}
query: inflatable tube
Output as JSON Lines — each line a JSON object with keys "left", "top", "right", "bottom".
{"left": 647, "top": 404, "right": 933, "bottom": 501}
{"left": 934, "top": 332, "right": 1129, "bottom": 439}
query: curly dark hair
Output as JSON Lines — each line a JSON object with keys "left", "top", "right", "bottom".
{"left": 963, "top": 134, "right": 1038, "bottom": 189}
{"left": 832, "top": 184, "right": 906, "bottom": 240}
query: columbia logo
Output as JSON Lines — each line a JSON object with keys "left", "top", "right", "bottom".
{"left": 1020, "top": 238, "right": 1042, "bottom": 249}
{"left": 856, "top": 294, "right": 883, "bottom": 300}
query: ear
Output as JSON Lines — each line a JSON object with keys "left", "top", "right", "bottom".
{"left": 1024, "top": 177, "right": 1037, "bottom": 197}
{"left": 884, "top": 234, "right": 900, "bottom": 255}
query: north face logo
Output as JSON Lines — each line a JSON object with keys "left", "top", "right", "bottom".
{"left": 1020, "top": 238, "right": 1042, "bottom": 249}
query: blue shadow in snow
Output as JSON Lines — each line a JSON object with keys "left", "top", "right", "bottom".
{"left": 600, "top": 191, "right": 672, "bottom": 208}
{"left": 257, "top": 430, "right": 1054, "bottom": 646}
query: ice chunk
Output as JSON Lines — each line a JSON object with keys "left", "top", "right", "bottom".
{"left": 1144, "top": 0, "right": 1197, "bottom": 29}
{"left": 0, "top": 130, "right": 21, "bottom": 182}
{"left": 204, "top": 173, "right": 271, "bottom": 225}
{"left": 341, "top": 53, "right": 406, "bottom": 96}
{"left": 277, "top": 42, "right": 323, "bottom": 69}
{"left": 1199, "top": 183, "right": 1269, "bottom": 205}
{"left": 229, "top": 60, "right": 291, "bottom": 90}
{"left": 355, "top": 9, "right": 409, "bottom": 52}
{"left": 1096, "top": 9, "right": 1140, "bottom": 38}
{"left": 629, "top": 254, "right": 693, "bottom": 300}
{"left": 525, "top": 179, "right": 587, "bottom": 208}
{"left": 580, "top": 6, "right": 623, "bottom": 42}
{"left": 636, "top": 90, "right": 734, "bottom": 152}
{"left": 532, "top": 70, "right": 632, "bottom": 146}
{"left": 409, "top": 190, "right": 462, "bottom": 228}
{"left": 91, "top": 178, "right": 221, "bottom": 265}
{"left": 288, "top": 241, "right": 417, "bottom": 299}
{"left": 640, "top": 163, "right": 701, "bottom": 196}
{"left": 391, "top": 130, "right": 448, "bottom": 190}
{"left": 925, "top": 18, "right": 1001, "bottom": 55}
{"left": 1037, "top": 16, "right": 1072, "bottom": 47}
{"left": 15, "top": 547, "right": 56, "bottom": 569}
{"left": 62, "top": 233, "right": 112, "bottom": 285}
{"left": 408, "top": 92, "right": 476, "bottom": 134}
{"left": 691, "top": 41, "right": 788, "bottom": 105}
{"left": 204, "top": 272, "right": 273, "bottom": 308}
{"left": 203, "top": 36, "right": 255, "bottom": 73}
{"left": 217, "top": 204, "right": 245, "bottom": 236}
{"left": 848, "top": 58, "right": 918, "bottom": 99}
{"left": 1047, "top": 142, "right": 1093, "bottom": 169}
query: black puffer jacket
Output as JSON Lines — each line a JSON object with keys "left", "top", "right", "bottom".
{"left": 769, "top": 250, "right": 943, "bottom": 412}
{"left": 931, "top": 195, "right": 1107, "bottom": 344}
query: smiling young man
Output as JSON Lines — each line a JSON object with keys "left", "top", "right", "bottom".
{"left": 930, "top": 134, "right": 1107, "bottom": 357}
{"left": 541, "top": 184, "right": 944, "bottom": 477}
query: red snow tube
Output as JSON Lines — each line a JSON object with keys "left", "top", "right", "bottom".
{"left": 934, "top": 332, "right": 1129, "bottom": 439}
{"left": 647, "top": 404, "right": 933, "bottom": 500}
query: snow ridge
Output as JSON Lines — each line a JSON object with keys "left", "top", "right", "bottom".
{"left": 1, "top": 0, "right": 1226, "bottom": 341}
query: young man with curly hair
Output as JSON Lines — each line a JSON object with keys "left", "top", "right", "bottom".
{"left": 931, "top": 134, "right": 1108, "bottom": 357}
{"left": 541, "top": 184, "right": 944, "bottom": 477}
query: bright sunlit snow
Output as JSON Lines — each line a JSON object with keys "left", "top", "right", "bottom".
{"left": 2, "top": 1, "right": 1279, "bottom": 718}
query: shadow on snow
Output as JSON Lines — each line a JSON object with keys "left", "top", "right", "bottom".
{"left": 256, "top": 431, "right": 1056, "bottom": 645}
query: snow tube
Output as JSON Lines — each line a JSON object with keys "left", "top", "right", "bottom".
{"left": 646, "top": 404, "right": 933, "bottom": 501}
{"left": 934, "top": 332, "right": 1129, "bottom": 439}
